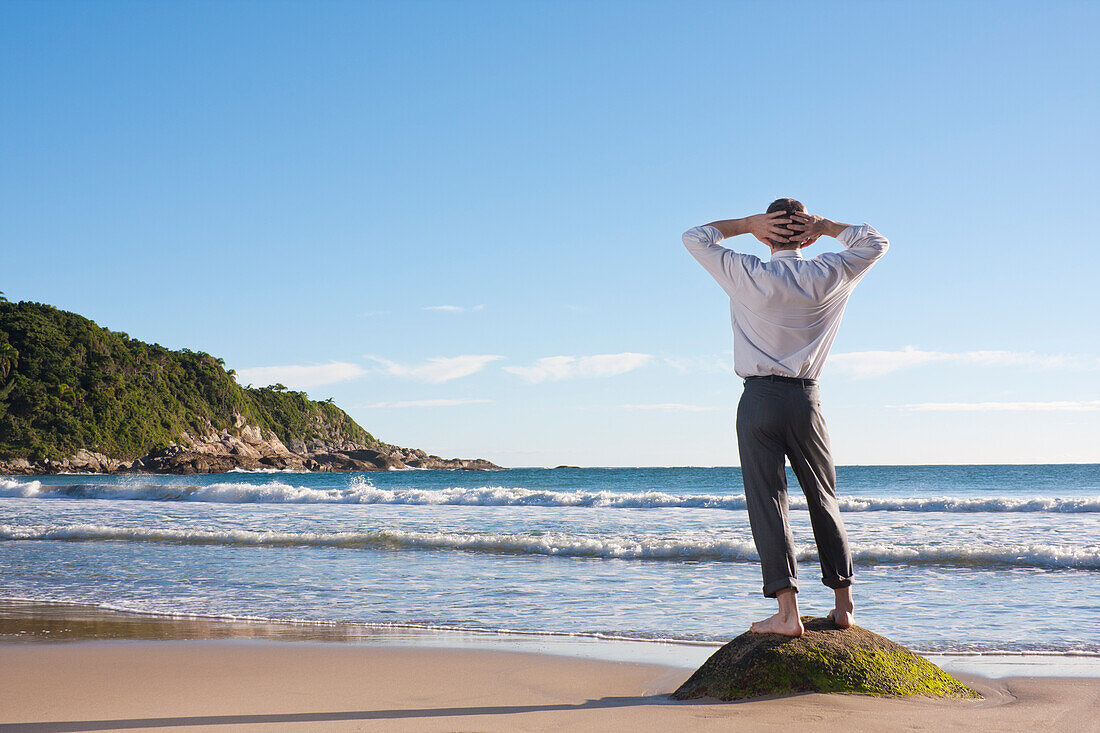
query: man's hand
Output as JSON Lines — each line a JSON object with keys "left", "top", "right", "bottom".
{"left": 703, "top": 211, "right": 795, "bottom": 244}
{"left": 746, "top": 211, "right": 796, "bottom": 247}
{"left": 787, "top": 213, "right": 848, "bottom": 247}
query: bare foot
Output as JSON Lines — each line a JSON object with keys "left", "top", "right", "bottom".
{"left": 750, "top": 612, "right": 804, "bottom": 637}
{"left": 827, "top": 608, "right": 854, "bottom": 629}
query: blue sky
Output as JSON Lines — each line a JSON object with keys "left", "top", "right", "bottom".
{"left": 3, "top": 1, "right": 1098, "bottom": 466}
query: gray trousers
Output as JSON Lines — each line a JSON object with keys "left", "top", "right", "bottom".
{"left": 736, "top": 377, "right": 853, "bottom": 598}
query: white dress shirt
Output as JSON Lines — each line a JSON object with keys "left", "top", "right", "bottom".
{"left": 683, "top": 223, "right": 889, "bottom": 379}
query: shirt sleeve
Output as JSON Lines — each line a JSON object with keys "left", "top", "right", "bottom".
{"left": 682, "top": 225, "right": 753, "bottom": 296}
{"left": 826, "top": 223, "right": 890, "bottom": 279}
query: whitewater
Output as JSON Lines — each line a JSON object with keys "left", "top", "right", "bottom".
{"left": 2, "top": 464, "right": 1098, "bottom": 655}
{"left": 3, "top": 477, "right": 1097, "bottom": 513}
{"left": 3, "top": 523, "right": 1098, "bottom": 570}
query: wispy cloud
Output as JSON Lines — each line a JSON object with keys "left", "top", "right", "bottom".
{"left": 829, "top": 346, "right": 1088, "bottom": 378}
{"left": 359, "top": 310, "right": 391, "bottom": 318}
{"left": 358, "top": 398, "right": 490, "bottom": 409}
{"left": 235, "top": 362, "right": 365, "bottom": 389}
{"left": 503, "top": 353, "right": 652, "bottom": 383}
{"left": 422, "top": 304, "right": 484, "bottom": 313}
{"left": 620, "top": 403, "right": 719, "bottom": 412}
{"left": 893, "top": 400, "right": 1100, "bottom": 412}
{"left": 366, "top": 355, "right": 503, "bottom": 383}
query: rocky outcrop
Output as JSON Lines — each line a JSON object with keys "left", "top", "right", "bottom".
{"left": 2, "top": 449, "right": 132, "bottom": 475}
{"left": 373, "top": 442, "right": 498, "bottom": 470}
{"left": 671, "top": 616, "right": 981, "bottom": 701}
{"left": 0, "top": 416, "right": 500, "bottom": 475}
{"left": 305, "top": 448, "right": 399, "bottom": 472}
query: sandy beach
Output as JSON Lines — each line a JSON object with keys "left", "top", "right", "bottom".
{"left": 1, "top": 602, "right": 1097, "bottom": 733}
{"left": 0, "top": 641, "right": 1097, "bottom": 732}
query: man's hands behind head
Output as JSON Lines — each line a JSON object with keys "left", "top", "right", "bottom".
{"left": 746, "top": 211, "right": 797, "bottom": 248}
{"left": 748, "top": 210, "right": 836, "bottom": 249}
{"left": 786, "top": 212, "right": 847, "bottom": 247}
{"left": 782, "top": 212, "right": 825, "bottom": 248}
{"left": 709, "top": 210, "right": 847, "bottom": 249}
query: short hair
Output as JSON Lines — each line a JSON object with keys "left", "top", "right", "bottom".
{"left": 765, "top": 198, "right": 806, "bottom": 247}
{"left": 766, "top": 197, "right": 805, "bottom": 216}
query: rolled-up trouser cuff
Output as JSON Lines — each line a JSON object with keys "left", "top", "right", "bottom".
{"left": 822, "top": 576, "right": 852, "bottom": 590}
{"left": 763, "top": 578, "right": 798, "bottom": 598}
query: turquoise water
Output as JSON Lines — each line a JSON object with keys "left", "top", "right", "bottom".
{"left": 1, "top": 465, "right": 1098, "bottom": 655}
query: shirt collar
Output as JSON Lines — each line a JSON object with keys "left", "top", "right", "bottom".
{"left": 770, "top": 249, "right": 803, "bottom": 261}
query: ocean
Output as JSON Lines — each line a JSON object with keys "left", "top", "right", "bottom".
{"left": 1, "top": 465, "right": 1098, "bottom": 657}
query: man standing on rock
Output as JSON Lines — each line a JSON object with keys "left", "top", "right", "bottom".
{"left": 682, "top": 198, "right": 889, "bottom": 637}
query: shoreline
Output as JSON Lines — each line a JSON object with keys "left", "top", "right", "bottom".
{"left": 0, "top": 457, "right": 502, "bottom": 476}
{"left": 0, "top": 598, "right": 722, "bottom": 669}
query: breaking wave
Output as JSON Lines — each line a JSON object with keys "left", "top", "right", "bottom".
{"left": 2, "top": 477, "right": 1097, "bottom": 513}
{"left": 2, "top": 523, "right": 1097, "bottom": 569}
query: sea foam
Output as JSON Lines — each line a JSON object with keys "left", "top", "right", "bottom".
{"left": 2, "top": 523, "right": 1097, "bottom": 569}
{"left": 2, "top": 477, "right": 1098, "bottom": 513}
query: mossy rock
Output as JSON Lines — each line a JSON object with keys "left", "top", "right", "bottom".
{"left": 671, "top": 616, "right": 981, "bottom": 701}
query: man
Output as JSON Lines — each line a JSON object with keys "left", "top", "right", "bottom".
{"left": 682, "top": 198, "right": 889, "bottom": 637}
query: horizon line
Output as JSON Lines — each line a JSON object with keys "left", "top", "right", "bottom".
{"left": 483, "top": 461, "right": 1100, "bottom": 469}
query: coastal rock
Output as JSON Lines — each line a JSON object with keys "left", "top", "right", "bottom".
{"left": 375, "top": 443, "right": 496, "bottom": 470}
{"left": 110, "top": 422, "right": 318, "bottom": 474}
{"left": 68, "top": 449, "right": 103, "bottom": 472}
{"left": 3, "top": 449, "right": 129, "bottom": 475}
{"left": 0, "top": 420, "right": 499, "bottom": 476}
{"left": 0, "top": 457, "right": 35, "bottom": 475}
{"left": 308, "top": 449, "right": 402, "bottom": 471}
{"left": 0, "top": 437, "right": 501, "bottom": 475}
{"left": 138, "top": 445, "right": 307, "bottom": 474}
{"left": 670, "top": 616, "right": 981, "bottom": 701}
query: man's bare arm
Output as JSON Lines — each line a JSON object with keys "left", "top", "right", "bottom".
{"left": 704, "top": 211, "right": 796, "bottom": 246}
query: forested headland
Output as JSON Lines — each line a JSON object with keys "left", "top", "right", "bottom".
{"left": 0, "top": 298, "right": 496, "bottom": 474}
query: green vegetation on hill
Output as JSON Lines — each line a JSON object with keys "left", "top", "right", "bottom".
{"left": 0, "top": 300, "right": 376, "bottom": 461}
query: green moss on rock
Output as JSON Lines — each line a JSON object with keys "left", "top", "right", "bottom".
{"left": 671, "top": 616, "right": 981, "bottom": 701}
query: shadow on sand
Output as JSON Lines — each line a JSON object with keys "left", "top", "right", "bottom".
{"left": 0, "top": 695, "right": 685, "bottom": 732}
